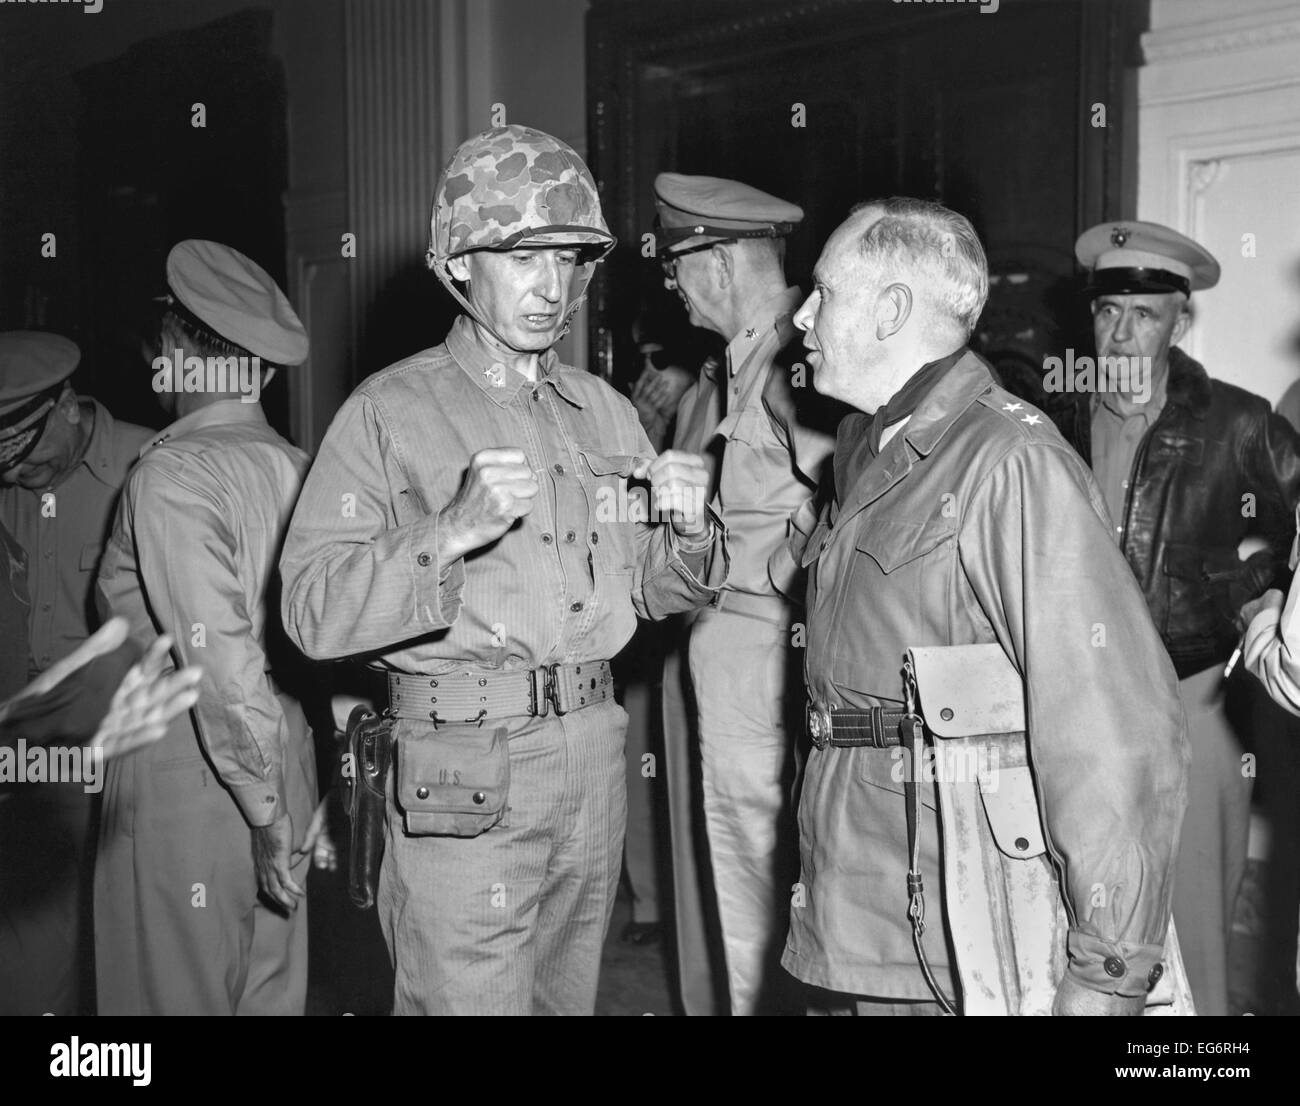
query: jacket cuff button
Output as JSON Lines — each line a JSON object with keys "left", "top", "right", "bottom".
{"left": 1103, "top": 956, "right": 1126, "bottom": 979}
{"left": 417, "top": 552, "right": 432, "bottom": 567}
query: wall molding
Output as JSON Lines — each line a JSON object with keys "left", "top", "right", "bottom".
{"left": 1142, "top": 8, "right": 1300, "bottom": 64}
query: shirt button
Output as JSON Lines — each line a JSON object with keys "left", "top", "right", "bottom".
{"left": 1103, "top": 956, "right": 1126, "bottom": 979}
{"left": 565, "top": 531, "right": 576, "bottom": 543}
{"left": 532, "top": 391, "right": 540, "bottom": 401}
{"left": 541, "top": 533, "right": 553, "bottom": 545}
{"left": 553, "top": 463, "right": 564, "bottom": 475}
{"left": 1147, "top": 963, "right": 1164, "bottom": 990}
{"left": 416, "top": 552, "right": 432, "bottom": 567}
{"left": 570, "top": 601, "right": 583, "bottom": 612}
{"left": 591, "top": 531, "right": 599, "bottom": 544}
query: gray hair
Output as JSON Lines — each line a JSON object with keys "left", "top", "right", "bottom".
{"left": 849, "top": 197, "right": 988, "bottom": 337}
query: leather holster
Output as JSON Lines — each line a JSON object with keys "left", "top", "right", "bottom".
{"left": 340, "top": 705, "right": 394, "bottom": 909}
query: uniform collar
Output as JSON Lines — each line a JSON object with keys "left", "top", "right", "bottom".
{"left": 725, "top": 286, "right": 803, "bottom": 379}
{"left": 829, "top": 350, "right": 993, "bottom": 526}
{"left": 141, "top": 399, "right": 267, "bottom": 456}
{"left": 896, "top": 348, "right": 990, "bottom": 459}
{"left": 445, "top": 314, "right": 584, "bottom": 408}
{"left": 1162, "top": 346, "right": 1211, "bottom": 417}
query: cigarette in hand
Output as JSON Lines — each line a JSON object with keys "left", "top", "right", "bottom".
{"left": 1224, "top": 641, "right": 1244, "bottom": 679}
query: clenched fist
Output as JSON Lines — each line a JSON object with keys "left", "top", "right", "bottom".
{"left": 630, "top": 450, "right": 712, "bottom": 539}
{"left": 439, "top": 448, "right": 540, "bottom": 560}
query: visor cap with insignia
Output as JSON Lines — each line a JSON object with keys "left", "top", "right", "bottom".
{"left": 0, "top": 332, "right": 80, "bottom": 469}
{"left": 1076, "top": 219, "right": 1220, "bottom": 299}
{"left": 165, "top": 240, "right": 309, "bottom": 366}
{"left": 652, "top": 172, "right": 804, "bottom": 255}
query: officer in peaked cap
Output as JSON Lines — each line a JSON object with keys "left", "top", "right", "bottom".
{"left": 1076, "top": 219, "right": 1221, "bottom": 299}
{"left": 94, "top": 240, "right": 326, "bottom": 1015}
{"left": 649, "top": 171, "right": 840, "bottom": 1015}
{"left": 1051, "top": 218, "right": 1300, "bottom": 1015}
{"left": 0, "top": 331, "right": 152, "bottom": 1015}
{"left": 653, "top": 174, "right": 805, "bottom": 324}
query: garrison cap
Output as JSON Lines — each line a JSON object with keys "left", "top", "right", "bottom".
{"left": 653, "top": 172, "right": 804, "bottom": 254}
{"left": 165, "top": 240, "right": 309, "bottom": 366}
{"left": 1076, "top": 219, "right": 1220, "bottom": 299}
{"left": 0, "top": 332, "right": 79, "bottom": 469}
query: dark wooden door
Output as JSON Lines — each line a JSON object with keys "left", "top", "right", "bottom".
{"left": 586, "top": 0, "right": 1147, "bottom": 406}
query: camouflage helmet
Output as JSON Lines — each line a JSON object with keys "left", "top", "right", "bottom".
{"left": 428, "top": 125, "right": 615, "bottom": 271}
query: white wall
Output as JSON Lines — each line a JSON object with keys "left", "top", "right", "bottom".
{"left": 1138, "top": 0, "right": 1300, "bottom": 404}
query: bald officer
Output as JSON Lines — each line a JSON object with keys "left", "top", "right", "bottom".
{"left": 0, "top": 331, "right": 151, "bottom": 1015}
{"left": 654, "top": 174, "right": 840, "bottom": 1014}
{"left": 1052, "top": 220, "right": 1300, "bottom": 1015}
{"left": 94, "top": 240, "right": 320, "bottom": 1015}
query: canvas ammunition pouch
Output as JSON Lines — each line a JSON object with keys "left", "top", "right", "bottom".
{"left": 395, "top": 724, "right": 510, "bottom": 838}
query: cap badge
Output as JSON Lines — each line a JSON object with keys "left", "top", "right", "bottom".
{"left": 1110, "top": 226, "right": 1130, "bottom": 248}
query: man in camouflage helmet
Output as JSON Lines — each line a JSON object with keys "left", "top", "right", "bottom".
{"left": 280, "top": 125, "right": 728, "bottom": 1015}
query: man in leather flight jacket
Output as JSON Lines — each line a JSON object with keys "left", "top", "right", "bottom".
{"left": 1053, "top": 220, "right": 1300, "bottom": 1015}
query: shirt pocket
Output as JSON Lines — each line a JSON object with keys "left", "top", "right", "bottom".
{"left": 852, "top": 515, "right": 955, "bottom": 574}
{"left": 828, "top": 516, "right": 955, "bottom": 694}
{"left": 717, "top": 407, "right": 769, "bottom": 502}
{"left": 79, "top": 542, "right": 102, "bottom": 573}
{"left": 576, "top": 446, "right": 639, "bottom": 575}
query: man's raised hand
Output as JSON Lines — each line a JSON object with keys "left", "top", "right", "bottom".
{"left": 631, "top": 450, "right": 712, "bottom": 539}
{"left": 438, "top": 448, "right": 540, "bottom": 560}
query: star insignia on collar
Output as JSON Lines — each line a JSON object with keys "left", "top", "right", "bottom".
{"left": 745, "top": 328, "right": 758, "bottom": 339}
{"left": 1021, "top": 413, "right": 1042, "bottom": 426}
{"left": 484, "top": 364, "right": 505, "bottom": 388}
{"left": 1111, "top": 225, "right": 1130, "bottom": 248}
{"left": 1002, "top": 402, "right": 1023, "bottom": 412}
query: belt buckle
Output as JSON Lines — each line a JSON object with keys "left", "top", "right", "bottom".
{"left": 545, "top": 663, "right": 566, "bottom": 716}
{"left": 806, "top": 702, "right": 831, "bottom": 749}
{"left": 529, "top": 666, "right": 552, "bottom": 718}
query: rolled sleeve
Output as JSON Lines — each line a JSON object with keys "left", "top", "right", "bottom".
{"left": 636, "top": 504, "right": 729, "bottom": 619}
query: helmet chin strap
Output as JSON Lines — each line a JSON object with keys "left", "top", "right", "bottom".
{"left": 432, "top": 260, "right": 599, "bottom": 358}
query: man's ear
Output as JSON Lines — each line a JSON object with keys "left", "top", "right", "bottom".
{"left": 875, "top": 282, "right": 912, "bottom": 340}
{"left": 711, "top": 243, "right": 734, "bottom": 289}
{"left": 1170, "top": 302, "right": 1192, "bottom": 347}
{"left": 447, "top": 255, "right": 472, "bottom": 283}
{"left": 56, "top": 387, "right": 81, "bottom": 425}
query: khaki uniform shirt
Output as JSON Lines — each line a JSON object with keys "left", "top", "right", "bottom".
{"left": 97, "top": 401, "right": 311, "bottom": 825}
{"left": 674, "top": 287, "right": 834, "bottom": 599}
{"left": 0, "top": 400, "right": 151, "bottom": 676}
{"left": 1089, "top": 369, "right": 1168, "bottom": 542}
{"left": 279, "top": 315, "right": 727, "bottom": 674}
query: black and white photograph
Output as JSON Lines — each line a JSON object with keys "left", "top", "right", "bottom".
{"left": 0, "top": 0, "right": 1296, "bottom": 1061}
